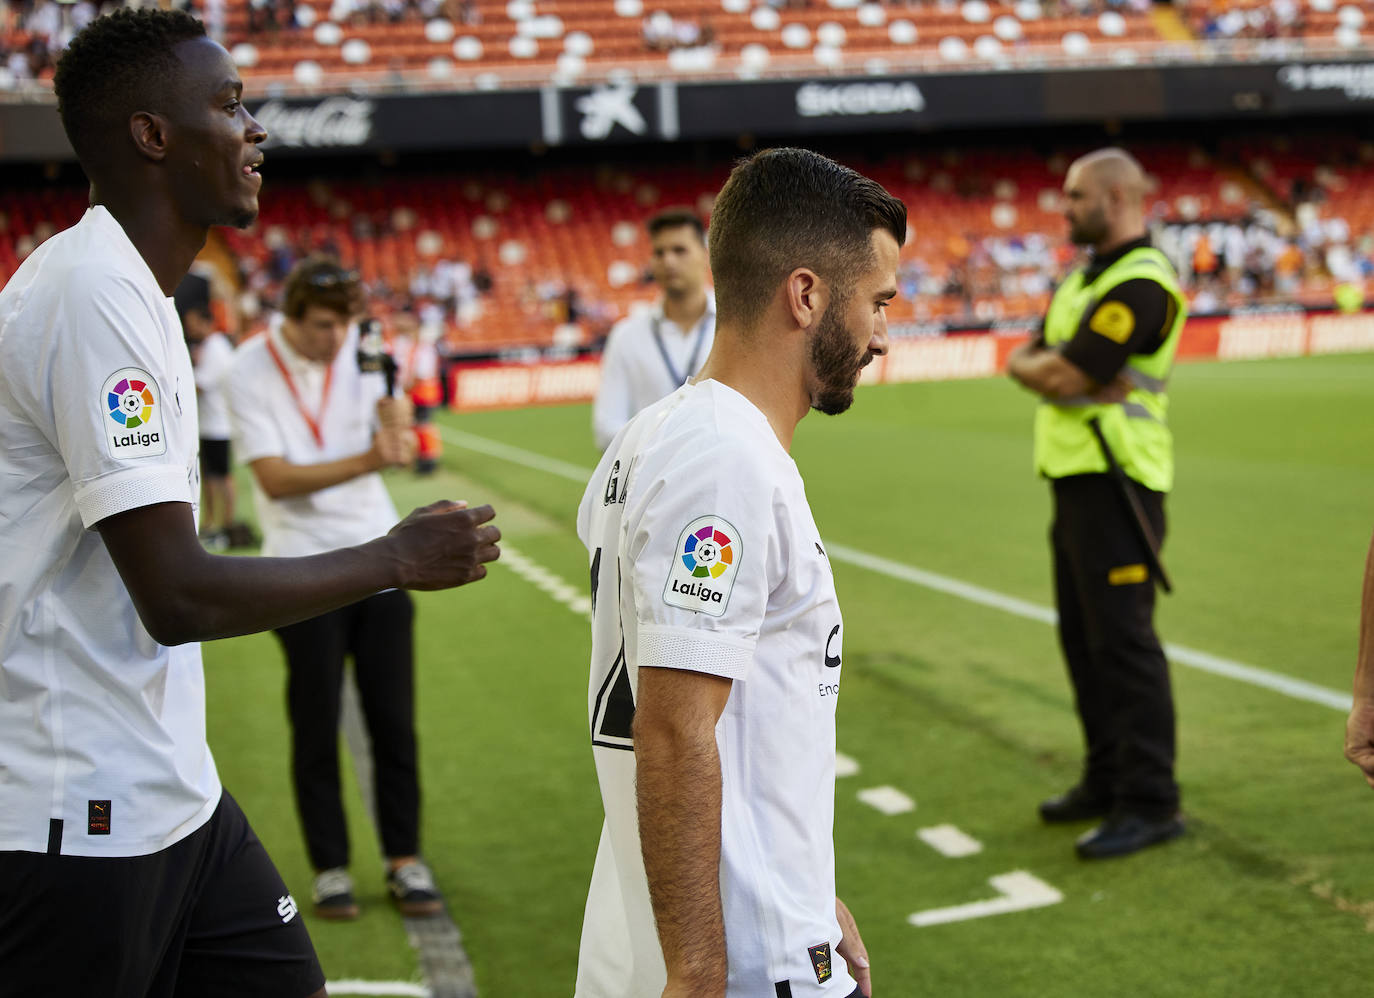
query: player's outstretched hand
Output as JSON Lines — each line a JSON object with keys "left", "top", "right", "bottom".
{"left": 836, "top": 896, "right": 871, "bottom": 997}
{"left": 1344, "top": 699, "right": 1374, "bottom": 789}
{"left": 388, "top": 501, "right": 500, "bottom": 590}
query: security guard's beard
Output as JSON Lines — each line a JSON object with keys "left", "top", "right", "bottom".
{"left": 808, "top": 299, "right": 869, "bottom": 416}
{"left": 1070, "top": 206, "right": 1108, "bottom": 247}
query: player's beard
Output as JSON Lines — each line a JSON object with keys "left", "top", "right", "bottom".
{"left": 808, "top": 300, "right": 868, "bottom": 416}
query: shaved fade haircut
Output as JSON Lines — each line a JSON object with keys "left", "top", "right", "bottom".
{"left": 53, "top": 7, "right": 206, "bottom": 171}
{"left": 707, "top": 147, "right": 906, "bottom": 330}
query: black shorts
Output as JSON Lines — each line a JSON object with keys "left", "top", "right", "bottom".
{"left": 0, "top": 791, "right": 324, "bottom": 998}
{"left": 200, "top": 437, "right": 231, "bottom": 478}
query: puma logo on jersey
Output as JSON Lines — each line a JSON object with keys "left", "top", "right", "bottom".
{"left": 277, "top": 894, "right": 299, "bottom": 923}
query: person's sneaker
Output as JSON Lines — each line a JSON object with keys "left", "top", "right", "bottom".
{"left": 311, "top": 867, "right": 359, "bottom": 920}
{"left": 387, "top": 860, "right": 443, "bottom": 918}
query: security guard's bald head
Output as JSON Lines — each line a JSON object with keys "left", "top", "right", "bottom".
{"left": 1063, "top": 147, "right": 1149, "bottom": 252}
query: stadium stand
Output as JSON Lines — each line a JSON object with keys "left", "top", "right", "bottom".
{"left": 3, "top": 133, "right": 1372, "bottom": 350}
{"left": 4, "top": 1, "right": 1374, "bottom": 353}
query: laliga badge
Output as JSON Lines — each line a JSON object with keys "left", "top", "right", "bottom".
{"left": 663, "top": 515, "right": 741, "bottom": 618}
{"left": 101, "top": 368, "right": 168, "bottom": 458}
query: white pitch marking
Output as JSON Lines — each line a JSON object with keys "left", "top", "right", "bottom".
{"left": 500, "top": 543, "right": 591, "bottom": 620}
{"left": 917, "top": 824, "right": 984, "bottom": 857}
{"left": 835, "top": 751, "right": 860, "bottom": 778}
{"left": 439, "top": 428, "right": 1353, "bottom": 712}
{"left": 325, "top": 981, "right": 430, "bottom": 997}
{"left": 857, "top": 785, "right": 916, "bottom": 815}
{"left": 908, "top": 870, "right": 1063, "bottom": 927}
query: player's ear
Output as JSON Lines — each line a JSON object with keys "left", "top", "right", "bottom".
{"left": 785, "top": 268, "right": 827, "bottom": 330}
{"left": 129, "top": 111, "right": 172, "bottom": 163}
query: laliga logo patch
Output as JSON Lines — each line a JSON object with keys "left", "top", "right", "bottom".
{"left": 102, "top": 368, "right": 167, "bottom": 458}
{"left": 663, "top": 515, "right": 740, "bottom": 618}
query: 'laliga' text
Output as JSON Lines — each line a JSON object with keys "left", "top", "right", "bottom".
{"left": 112, "top": 430, "right": 161, "bottom": 448}
{"left": 671, "top": 579, "right": 724, "bottom": 604}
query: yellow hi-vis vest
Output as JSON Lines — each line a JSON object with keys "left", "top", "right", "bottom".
{"left": 1034, "top": 246, "right": 1187, "bottom": 493}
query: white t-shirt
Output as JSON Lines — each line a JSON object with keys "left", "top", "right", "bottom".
{"left": 591, "top": 298, "right": 716, "bottom": 451}
{"left": 0, "top": 205, "right": 220, "bottom": 857}
{"left": 194, "top": 331, "right": 235, "bottom": 442}
{"left": 227, "top": 319, "right": 399, "bottom": 558}
{"left": 575, "top": 380, "right": 855, "bottom": 998}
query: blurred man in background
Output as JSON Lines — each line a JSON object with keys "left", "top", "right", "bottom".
{"left": 1008, "top": 147, "right": 1187, "bottom": 860}
{"left": 227, "top": 257, "right": 447, "bottom": 921}
{"left": 176, "top": 271, "right": 240, "bottom": 549}
{"left": 592, "top": 207, "right": 714, "bottom": 450}
{"left": 392, "top": 308, "right": 444, "bottom": 475}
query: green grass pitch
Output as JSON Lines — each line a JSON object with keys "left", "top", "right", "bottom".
{"left": 204, "top": 353, "right": 1374, "bottom": 996}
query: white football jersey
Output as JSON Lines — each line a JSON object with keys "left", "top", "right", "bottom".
{"left": 575, "top": 379, "right": 855, "bottom": 998}
{"left": 0, "top": 206, "right": 219, "bottom": 857}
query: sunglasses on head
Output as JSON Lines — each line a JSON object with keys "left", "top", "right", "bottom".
{"left": 304, "top": 269, "right": 359, "bottom": 289}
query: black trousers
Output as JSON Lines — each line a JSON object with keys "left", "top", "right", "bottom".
{"left": 273, "top": 589, "right": 419, "bottom": 871}
{"left": 1051, "top": 474, "right": 1179, "bottom": 817}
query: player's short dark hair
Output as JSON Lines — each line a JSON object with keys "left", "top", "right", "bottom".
{"left": 53, "top": 7, "right": 206, "bottom": 170}
{"left": 282, "top": 257, "right": 364, "bottom": 320}
{"left": 707, "top": 148, "right": 907, "bottom": 329}
{"left": 646, "top": 208, "right": 705, "bottom": 243}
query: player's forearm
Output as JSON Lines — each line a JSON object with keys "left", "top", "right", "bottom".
{"left": 98, "top": 502, "right": 405, "bottom": 645}
{"left": 250, "top": 450, "right": 383, "bottom": 499}
{"left": 1355, "top": 531, "right": 1374, "bottom": 704}
{"left": 635, "top": 721, "right": 728, "bottom": 994}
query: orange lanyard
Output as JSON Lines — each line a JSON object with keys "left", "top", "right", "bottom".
{"left": 266, "top": 338, "right": 334, "bottom": 449}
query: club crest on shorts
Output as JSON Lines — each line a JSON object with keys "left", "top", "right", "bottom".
{"left": 663, "top": 515, "right": 740, "bottom": 618}
{"left": 101, "top": 368, "right": 167, "bottom": 458}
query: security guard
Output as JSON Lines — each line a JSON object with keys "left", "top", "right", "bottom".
{"left": 1008, "top": 147, "right": 1186, "bottom": 860}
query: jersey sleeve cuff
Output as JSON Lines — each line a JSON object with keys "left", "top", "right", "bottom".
{"left": 74, "top": 464, "right": 194, "bottom": 529}
{"left": 637, "top": 623, "right": 757, "bottom": 682}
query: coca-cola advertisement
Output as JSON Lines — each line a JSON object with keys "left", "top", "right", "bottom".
{"left": 253, "top": 97, "right": 376, "bottom": 149}
{"left": 241, "top": 91, "right": 544, "bottom": 157}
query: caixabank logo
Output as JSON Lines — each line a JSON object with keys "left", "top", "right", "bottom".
{"left": 102, "top": 368, "right": 167, "bottom": 458}
{"left": 663, "top": 515, "right": 740, "bottom": 618}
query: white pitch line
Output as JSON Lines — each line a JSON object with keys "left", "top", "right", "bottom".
{"left": 326, "top": 981, "right": 430, "bottom": 997}
{"left": 441, "top": 427, "right": 1352, "bottom": 713}
{"left": 908, "top": 871, "right": 1063, "bottom": 927}
{"left": 825, "top": 542, "right": 1352, "bottom": 713}
{"left": 917, "top": 824, "right": 984, "bottom": 858}
{"left": 501, "top": 544, "right": 592, "bottom": 618}
{"left": 835, "top": 752, "right": 860, "bottom": 778}
{"left": 857, "top": 785, "right": 916, "bottom": 815}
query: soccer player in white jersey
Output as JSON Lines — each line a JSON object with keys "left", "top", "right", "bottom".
{"left": 0, "top": 10, "right": 499, "bottom": 997}
{"left": 575, "top": 148, "right": 905, "bottom": 998}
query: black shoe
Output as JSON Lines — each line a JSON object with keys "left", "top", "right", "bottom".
{"left": 1039, "top": 785, "right": 1113, "bottom": 824}
{"left": 1076, "top": 812, "right": 1185, "bottom": 860}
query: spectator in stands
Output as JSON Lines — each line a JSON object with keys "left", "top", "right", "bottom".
{"left": 592, "top": 207, "right": 715, "bottom": 450}
{"left": 227, "top": 258, "right": 448, "bottom": 922}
